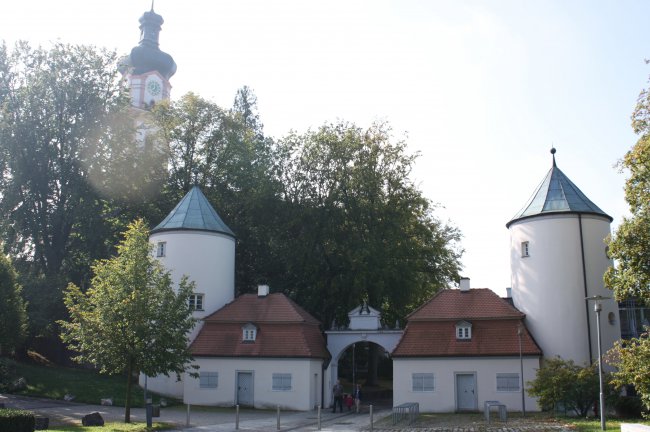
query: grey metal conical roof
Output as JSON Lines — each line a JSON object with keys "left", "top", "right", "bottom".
{"left": 506, "top": 150, "right": 612, "bottom": 228}
{"left": 151, "top": 186, "right": 235, "bottom": 237}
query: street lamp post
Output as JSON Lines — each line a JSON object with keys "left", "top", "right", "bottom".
{"left": 586, "top": 295, "right": 609, "bottom": 431}
{"left": 517, "top": 324, "right": 526, "bottom": 417}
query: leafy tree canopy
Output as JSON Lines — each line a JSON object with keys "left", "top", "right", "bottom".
{"left": 59, "top": 219, "right": 196, "bottom": 422}
{"left": 274, "top": 121, "right": 462, "bottom": 327}
{"left": 0, "top": 41, "right": 142, "bottom": 342}
{"left": 605, "top": 72, "right": 650, "bottom": 304}
{"left": 609, "top": 331, "right": 650, "bottom": 415}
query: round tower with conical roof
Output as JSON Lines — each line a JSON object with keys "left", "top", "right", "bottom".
{"left": 150, "top": 186, "right": 236, "bottom": 340}
{"left": 507, "top": 149, "right": 620, "bottom": 366}
{"left": 144, "top": 186, "right": 235, "bottom": 398}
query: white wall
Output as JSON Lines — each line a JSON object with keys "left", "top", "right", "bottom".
{"left": 184, "top": 357, "right": 324, "bottom": 411}
{"left": 393, "top": 357, "right": 540, "bottom": 413}
{"left": 510, "top": 214, "right": 620, "bottom": 366}
{"left": 139, "top": 373, "right": 184, "bottom": 399}
{"left": 150, "top": 230, "right": 235, "bottom": 341}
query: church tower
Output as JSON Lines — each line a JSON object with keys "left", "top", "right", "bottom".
{"left": 122, "top": 6, "right": 176, "bottom": 110}
{"left": 507, "top": 149, "right": 620, "bottom": 366}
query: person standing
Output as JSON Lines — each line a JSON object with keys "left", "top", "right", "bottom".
{"left": 353, "top": 384, "right": 362, "bottom": 413}
{"left": 332, "top": 379, "right": 344, "bottom": 413}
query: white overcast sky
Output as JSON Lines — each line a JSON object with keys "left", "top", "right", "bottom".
{"left": 3, "top": 1, "right": 649, "bottom": 296}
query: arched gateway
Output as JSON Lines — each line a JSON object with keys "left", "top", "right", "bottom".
{"left": 324, "top": 304, "right": 403, "bottom": 407}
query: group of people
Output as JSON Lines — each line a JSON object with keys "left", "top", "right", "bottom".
{"left": 331, "top": 380, "right": 362, "bottom": 413}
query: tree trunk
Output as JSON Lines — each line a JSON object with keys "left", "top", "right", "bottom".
{"left": 125, "top": 358, "right": 133, "bottom": 423}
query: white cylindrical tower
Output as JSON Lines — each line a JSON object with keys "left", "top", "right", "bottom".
{"left": 508, "top": 149, "right": 620, "bottom": 366}
{"left": 150, "top": 185, "right": 235, "bottom": 341}
{"left": 143, "top": 185, "right": 235, "bottom": 398}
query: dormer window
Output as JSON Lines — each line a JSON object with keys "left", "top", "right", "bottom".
{"left": 456, "top": 320, "right": 472, "bottom": 340}
{"left": 242, "top": 323, "right": 257, "bottom": 342}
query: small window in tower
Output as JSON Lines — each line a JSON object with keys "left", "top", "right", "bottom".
{"left": 156, "top": 241, "right": 166, "bottom": 257}
{"left": 188, "top": 294, "right": 204, "bottom": 311}
{"left": 521, "top": 241, "right": 530, "bottom": 258}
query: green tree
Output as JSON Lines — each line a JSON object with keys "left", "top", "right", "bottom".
{"left": 602, "top": 69, "right": 650, "bottom": 415}
{"left": 0, "top": 252, "right": 28, "bottom": 355}
{"left": 609, "top": 331, "right": 650, "bottom": 414}
{"left": 527, "top": 357, "right": 603, "bottom": 417}
{"left": 0, "top": 41, "right": 137, "bottom": 341}
{"left": 604, "top": 72, "right": 650, "bottom": 303}
{"left": 152, "top": 91, "right": 285, "bottom": 293}
{"left": 59, "top": 219, "right": 196, "bottom": 423}
{"left": 275, "top": 121, "right": 462, "bottom": 328}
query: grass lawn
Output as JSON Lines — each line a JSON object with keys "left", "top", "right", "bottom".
{"left": 566, "top": 417, "right": 650, "bottom": 431}
{"left": 11, "top": 360, "right": 168, "bottom": 408}
{"left": 46, "top": 422, "right": 174, "bottom": 431}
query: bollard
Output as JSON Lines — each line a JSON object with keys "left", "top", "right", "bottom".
{"left": 317, "top": 405, "right": 321, "bottom": 430}
{"left": 186, "top": 403, "right": 190, "bottom": 427}
{"left": 236, "top": 404, "right": 240, "bottom": 430}
{"left": 370, "top": 404, "right": 374, "bottom": 432}
{"left": 277, "top": 405, "right": 281, "bottom": 430}
{"left": 146, "top": 398, "right": 153, "bottom": 428}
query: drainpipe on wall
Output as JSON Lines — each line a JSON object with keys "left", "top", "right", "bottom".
{"left": 579, "top": 214, "right": 594, "bottom": 361}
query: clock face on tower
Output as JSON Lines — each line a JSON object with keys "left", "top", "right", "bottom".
{"left": 147, "top": 79, "right": 162, "bottom": 96}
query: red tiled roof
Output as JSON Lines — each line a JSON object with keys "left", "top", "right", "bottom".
{"left": 407, "top": 288, "right": 524, "bottom": 321}
{"left": 203, "top": 293, "right": 320, "bottom": 324}
{"left": 393, "top": 288, "right": 542, "bottom": 358}
{"left": 191, "top": 293, "right": 330, "bottom": 359}
{"left": 392, "top": 319, "right": 542, "bottom": 357}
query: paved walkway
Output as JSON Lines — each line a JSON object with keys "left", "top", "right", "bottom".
{"left": 0, "top": 394, "right": 572, "bottom": 431}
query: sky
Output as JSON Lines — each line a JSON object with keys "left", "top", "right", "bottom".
{"left": 2, "top": 1, "right": 649, "bottom": 296}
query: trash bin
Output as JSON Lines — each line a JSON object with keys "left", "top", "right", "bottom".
{"left": 152, "top": 404, "right": 161, "bottom": 417}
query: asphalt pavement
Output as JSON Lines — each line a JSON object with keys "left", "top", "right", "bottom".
{"left": 0, "top": 393, "right": 389, "bottom": 431}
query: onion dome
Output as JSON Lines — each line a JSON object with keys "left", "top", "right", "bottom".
{"left": 152, "top": 186, "right": 235, "bottom": 237}
{"left": 506, "top": 148, "right": 612, "bottom": 228}
{"left": 125, "top": 8, "right": 177, "bottom": 79}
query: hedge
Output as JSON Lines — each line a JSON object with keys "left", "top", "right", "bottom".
{"left": 0, "top": 408, "right": 35, "bottom": 432}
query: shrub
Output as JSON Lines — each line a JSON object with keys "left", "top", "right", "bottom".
{"left": 527, "top": 357, "right": 612, "bottom": 417}
{"left": 0, "top": 408, "right": 35, "bottom": 432}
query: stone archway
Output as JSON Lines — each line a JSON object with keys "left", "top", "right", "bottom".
{"left": 324, "top": 304, "right": 403, "bottom": 407}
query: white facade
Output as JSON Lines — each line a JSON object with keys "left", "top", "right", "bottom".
{"left": 393, "top": 357, "right": 540, "bottom": 413}
{"left": 150, "top": 230, "right": 235, "bottom": 342}
{"left": 510, "top": 213, "right": 621, "bottom": 366}
{"left": 184, "top": 357, "right": 324, "bottom": 410}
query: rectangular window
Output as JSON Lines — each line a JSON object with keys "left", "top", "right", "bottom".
{"left": 412, "top": 373, "right": 434, "bottom": 392}
{"left": 189, "top": 294, "right": 204, "bottom": 311}
{"left": 199, "top": 372, "right": 218, "bottom": 389}
{"left": 156, "top": 241, "right": 166, "bottom": 257}
{"left": 272, "top": 373, "right": 292, "bottom": 391}
{"left": 521, "top": 241, "right": 530, "bottom": 258}
{"left": 457, "top": 326, "right": 471, "bottom": 339}
{"left": 496, "top": 373, "right": 520, "bottom": 392}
